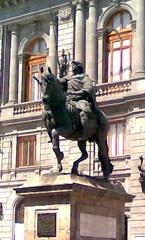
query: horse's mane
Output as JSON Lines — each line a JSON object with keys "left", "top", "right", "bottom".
{"left": 42, "top": 71, "right": 66, "bottom": 105}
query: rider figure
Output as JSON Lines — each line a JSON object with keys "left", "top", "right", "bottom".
{"left": 60, "top": 60, "right": 98, "bottom": 139}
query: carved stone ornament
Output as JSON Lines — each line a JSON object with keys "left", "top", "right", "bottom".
{"left": 58, "top": 8, "right": 72, "bottom": 21}
{"left": 111, "top": 0, "right": 126, "bottom": 7}
{"left": 73, "top": 0, "right": 85, "bottom": 4}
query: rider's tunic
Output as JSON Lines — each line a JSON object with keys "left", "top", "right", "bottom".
{"left": 59, "top": 73, "right": 97, "bottom": 112}
{"left": 59, "top": 74, "right": 105, "bottom": 128}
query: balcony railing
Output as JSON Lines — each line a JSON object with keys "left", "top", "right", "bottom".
{"left": 14, "top": 100, "right": 43, "bottom": 115}
{"left": 1, "top": 80, "right": 132, "bottom": 120}
{"left": 96, "top": 80, "right": 132, "bottom": 97}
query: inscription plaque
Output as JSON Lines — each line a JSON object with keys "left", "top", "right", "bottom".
{"left": 37, "top": 213, "right": 56, "bottom": 237}
{"left": 80, "top": 213, "right": 116, "bottom": 239}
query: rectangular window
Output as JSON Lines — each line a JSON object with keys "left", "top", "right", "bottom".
{"left": 107, "top": 37, "right": 131, "bottom": 82}
{"left": 17, "top": 136, "right": 36, "bottom": 167}
{"left": 108, "top": 122, "right": 125, "bottom": 156}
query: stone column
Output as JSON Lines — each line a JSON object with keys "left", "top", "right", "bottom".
{"left": 8, "top": 26, "right": 18, "bottom": 103}
{"left": 74, "top": 0, "right": 85, "bottom": 65}
{"left": 49, "top": 15, "right": 57, "bottom": 75}
{"left": 98, "top": 29, "right": 104, "bottom": 84}
{"left": 86, "top": 0, "right": 97, "bottom": 81}
{"left": 135, "top": 0, "right": 145, "bottom": 75}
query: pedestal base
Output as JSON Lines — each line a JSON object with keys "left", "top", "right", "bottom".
{"left": 15, "top": 173, "right": 133, "bottom": 240}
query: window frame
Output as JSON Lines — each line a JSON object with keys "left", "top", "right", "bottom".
{"left": 105, "top": 11, "right": 132, "bottom": 82}
{"left": 26, "top": 55, "right": 46, "bottom": 102}
{"left": 108, "top": 121, "right": 125, "bottom": 156}
{"left": 16, "top": 135, "right": 36, "bottom": 167}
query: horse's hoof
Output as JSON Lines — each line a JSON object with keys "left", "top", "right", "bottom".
{"left": 104, "top": 176, "right": 109, "bottom": 182}
{"left": 103, "top": 171, "right": 110, "bottom": 180}
{"left": 102, "top": 163, "right": 114, "bottom": 179}
{"left": 58, "top": 164, "right": 63, "bottom": 172}
{"left": 103, "top": 168, "right": 113, "bottom": 179}
{"left": 109, "top": 163, "right": 114, "bottom": 174}
{"left": 71, "top": 166, "right": 79, "bottom": 175}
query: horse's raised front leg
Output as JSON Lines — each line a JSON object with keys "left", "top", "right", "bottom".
{"left": 71, "top": 140, "right": 88, "bottom": 175}
{"left": 51, "top": 129, "right": 64, "bottom": 172}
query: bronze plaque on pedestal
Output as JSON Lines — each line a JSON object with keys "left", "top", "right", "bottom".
{"left": 37, "top": 213, "right": 56, "bottom": 237}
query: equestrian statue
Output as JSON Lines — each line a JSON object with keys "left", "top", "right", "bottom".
{"left": 35, "top": 60, "right": 113, "bottom": 179}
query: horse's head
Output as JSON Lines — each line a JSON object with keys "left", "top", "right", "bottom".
{"left": 40, "top": 68, "right": 66, "bottom": 109}
{"left": 41, "top": 70, "right": 55, "bottom": 97}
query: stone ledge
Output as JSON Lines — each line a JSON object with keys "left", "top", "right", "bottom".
{"left": 14, "top": 172, "right": 134, "bottom": 202}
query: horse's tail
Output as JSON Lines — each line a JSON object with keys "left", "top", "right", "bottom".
{"left": 88, "top": 109, "right": 109, "bottom": 143}
{"left": 96, "top": 110, "right": 109, "bottom": 130}
{"left": 83, "top": 92, "right": 108, "bottom": 130}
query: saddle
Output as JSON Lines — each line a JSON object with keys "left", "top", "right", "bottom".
{"left": 66, "top": 100, "right": 97, "bottom": 132}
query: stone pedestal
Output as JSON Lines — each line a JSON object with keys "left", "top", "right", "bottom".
{"left": 15, "top": 173, "right": 133, "bottom": 240}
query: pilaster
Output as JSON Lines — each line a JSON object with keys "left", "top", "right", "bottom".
{"left": 135, "top": 0, "right": 145, "bottom": 75}
{"left": 97, "top": 28, "right": 104, "bottom": 84}
{"left": 8, "top": 24, "right": 19, "bottom": 104}
{"left": 48, "top": 14, "right": 57, "bottom": 75}
{"left": 86, "top": 0, "right": 97, "bottom": 81}
{"left": 74, "top": 0, "right": 85, "bottom": 65}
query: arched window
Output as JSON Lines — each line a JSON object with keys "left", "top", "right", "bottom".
{"left": 105, "top": 10, "right": 132, "bottom": 82}
{"left": 24, "top": 38, "right": 47, "bottom": 102}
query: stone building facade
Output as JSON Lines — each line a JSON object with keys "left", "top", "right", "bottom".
{"left": 0, "top": 0, "right": 145, "bottom": 239}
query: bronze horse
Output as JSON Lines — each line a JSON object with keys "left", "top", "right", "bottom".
{"left": 38, "top": 69, "right": 113, "bottom": 178}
